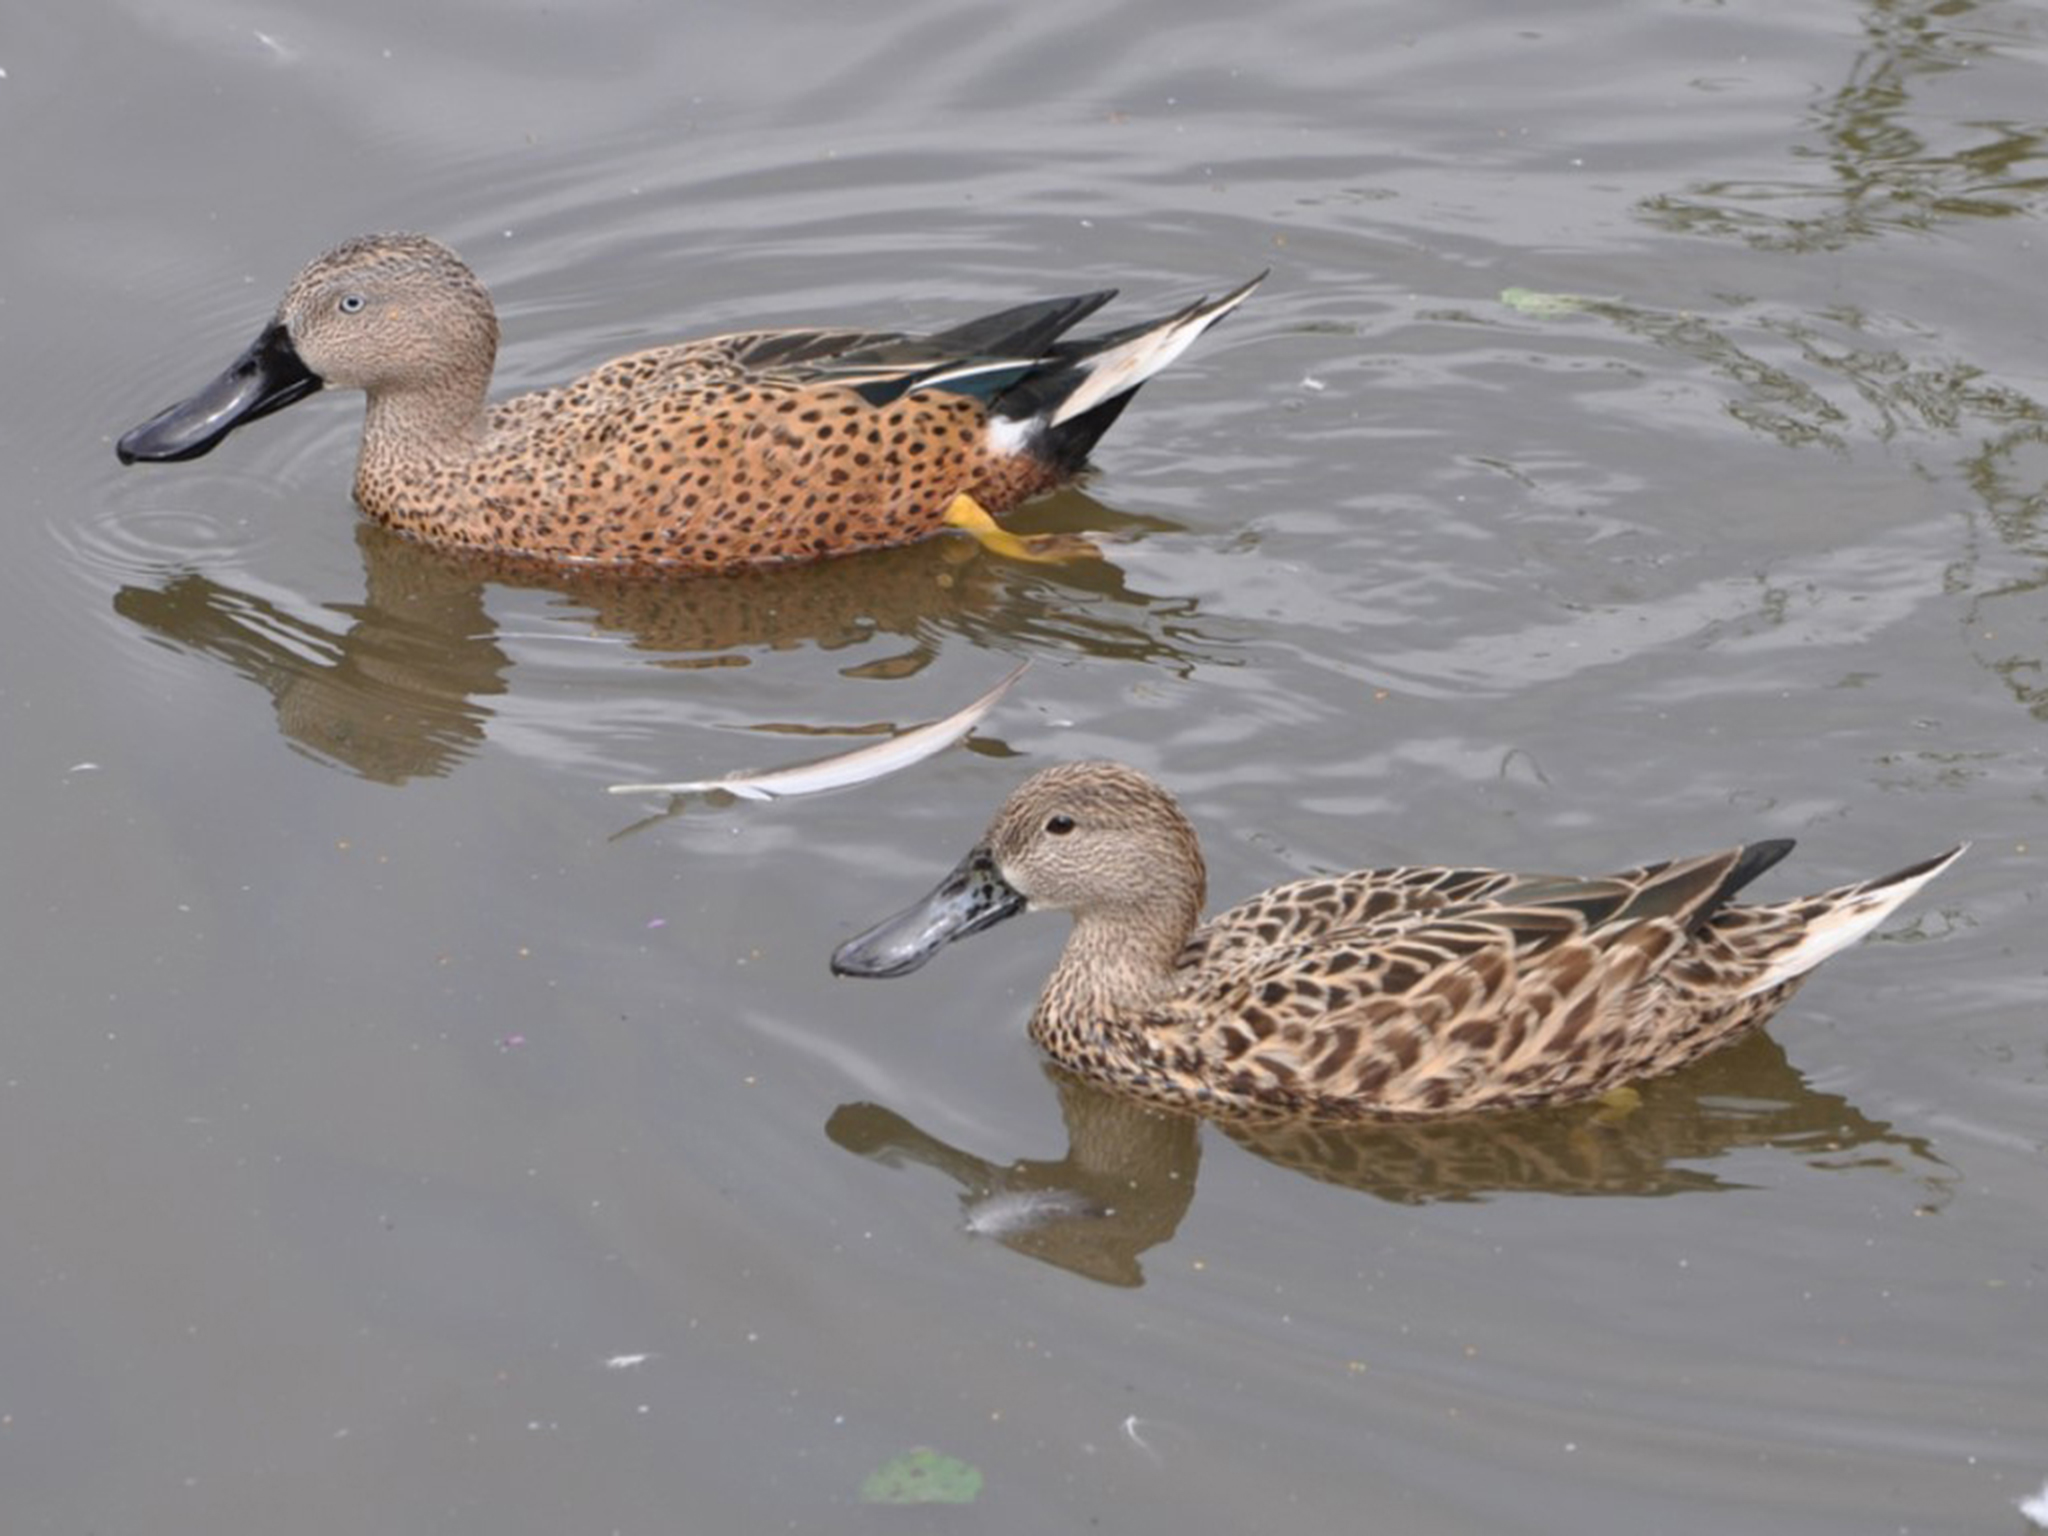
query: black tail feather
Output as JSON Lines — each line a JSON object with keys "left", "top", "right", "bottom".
{"left": 1035, "top": 388, "right": 1139, "bottom": 472}
{"left": 1708, "top": 838, "right": 1797, "bottom": 916}
{"left": 918, "top": 290, "right": 1117, "bottom": 361}
{"left": 988, "top": 273, "right": 1263, "bottom": 469}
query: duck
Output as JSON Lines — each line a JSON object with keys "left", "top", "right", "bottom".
{"left": 116, "top": 234, "right": 1261, "bottom": 572}
{"left": 830, "top": 761, "right": 1962, "bottom": 1119}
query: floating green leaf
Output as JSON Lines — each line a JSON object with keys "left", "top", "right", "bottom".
{"left": 859, "top": 1447, "right": 984, "bottom": 1505}
{"left": 1499, "top": 286, "right": 1607, "bottom": 318}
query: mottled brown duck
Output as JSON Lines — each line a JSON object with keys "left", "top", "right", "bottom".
{"left": 116, "top": 234, "right": 1260, "bottom": 572}
{"left": 831, "top": 761, "right": 1961, "bottom": 1119}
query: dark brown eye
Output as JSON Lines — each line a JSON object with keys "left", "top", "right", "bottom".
{"left": 1045, "top": 814, "right": 1076, "bottom": 836}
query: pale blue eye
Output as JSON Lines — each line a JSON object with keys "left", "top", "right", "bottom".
{"left": 338, "top": 294, "right": 366, "bottom": 314}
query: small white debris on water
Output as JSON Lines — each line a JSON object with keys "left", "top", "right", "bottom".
{"left": 251, "top": 30, "right": 298, "bottom": 63}
{"left": 605, "top": 1353, "right": 652, "bottom": 1370}
{"left": 2018, "top": 1479, "right": 2048, "bottom": 1528}
{"left": 1301, "top": 375, "right": 1327, "bottom": 391}
{"left": 1122, "top": 1416, "right": 1163, "bottom": 1464}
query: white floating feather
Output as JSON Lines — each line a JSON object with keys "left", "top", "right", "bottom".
{"left": 606, "top": 662, "right": 1027, "bottom": 800}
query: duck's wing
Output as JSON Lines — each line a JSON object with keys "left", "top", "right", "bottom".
{"left": 1180, "top": 864, "right": 1524, "bottom": 975}
{"left": 1170, "top": 848, "right": 1774, "bottom": 1114}
{"left": 489, "top": 316, "right": 1072, "bottom": 439}
{"left": 1184, "top": 842, "right": 1787, "bottom": 973}
{"left": 722, "top": 292, "right": 1119, "bottom": 406}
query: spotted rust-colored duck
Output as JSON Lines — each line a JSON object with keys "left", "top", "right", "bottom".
{"left": 116, "top": 234, "right": 1261, "bottom": 572}
{"left": 832, "top": 762, "right": 1961, "bottom": 1119}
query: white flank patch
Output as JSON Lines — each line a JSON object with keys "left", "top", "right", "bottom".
{"left": 985, "top": 414, "right": 1040, "bottom": 458}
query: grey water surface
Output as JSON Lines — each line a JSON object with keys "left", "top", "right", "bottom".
{"left": 2, "top": 0, "right": 2043, "bottom": 1531}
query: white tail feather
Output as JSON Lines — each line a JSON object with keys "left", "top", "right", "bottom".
{"left": 1737, "top": 845, "right": 1964, "bottom": 997}
{"left": 1049, "top": 275, "right": 1264, "bottom": 428}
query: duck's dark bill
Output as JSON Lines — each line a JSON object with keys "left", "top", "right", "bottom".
{"left": 116, "top": 321, "right": 322, "bottom": 464}
{"left": 831, "top": 846, "right": 1026, "bottom": 978}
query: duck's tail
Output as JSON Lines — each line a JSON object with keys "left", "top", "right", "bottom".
{"left": 992, "top": 272, "right": 1266, "bottom": 470}
{"left": 1732, "top": 844, "right": 1964, "bottom": 998}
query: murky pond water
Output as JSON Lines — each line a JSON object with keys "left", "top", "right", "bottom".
{"left": 3, "top": 0, "right": 2043, "bottom": 1531}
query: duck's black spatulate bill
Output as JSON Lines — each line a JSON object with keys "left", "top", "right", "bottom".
{"left": 117, "top": 321, "right": 322, "bottom": 464}
{"left": 831, "top": 847, "right": 1026, "bottom": 978}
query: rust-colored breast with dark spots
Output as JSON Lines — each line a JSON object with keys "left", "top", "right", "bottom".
{"left": 357, "top": 353, "right": 1060, "bottom": 572}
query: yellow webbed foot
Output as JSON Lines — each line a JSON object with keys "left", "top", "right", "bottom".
{"left": 943, "top": 493, "right": 1101, "bottom": 564}
{"left": 1590, "top": 1085, "right": 1644, "bottom": 1124}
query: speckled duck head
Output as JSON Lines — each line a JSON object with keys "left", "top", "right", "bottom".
{"left": 831, "top": 761, "right": 1208, "bottom": 993}
{"left": 118, "top": 235, "right": 497, "bottom": 464}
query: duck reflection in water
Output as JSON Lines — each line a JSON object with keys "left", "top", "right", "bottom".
{"left": 110, "top": 492, "right": 1222, "bottom": 785}
{"left": 827, "top": 1035, "right": 1949, "bottom": 1287}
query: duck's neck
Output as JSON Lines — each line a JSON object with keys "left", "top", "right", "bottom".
{"left": 354, "top": 382, "right": 491, "bottom": 521}
{"left": 1029, "top": 904, "right": 1194, "bottom": 1061}
{"left": 363, "top": 379, "right": 490, "bottom": 453}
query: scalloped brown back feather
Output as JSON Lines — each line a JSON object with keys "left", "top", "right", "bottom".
{"left": 954, "top": 763, "right": 1961, "bottom": 1120}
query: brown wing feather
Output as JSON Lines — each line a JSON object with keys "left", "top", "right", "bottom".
{"left": 1161, "top": 849, "right": 1761, "bottom": 1115}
